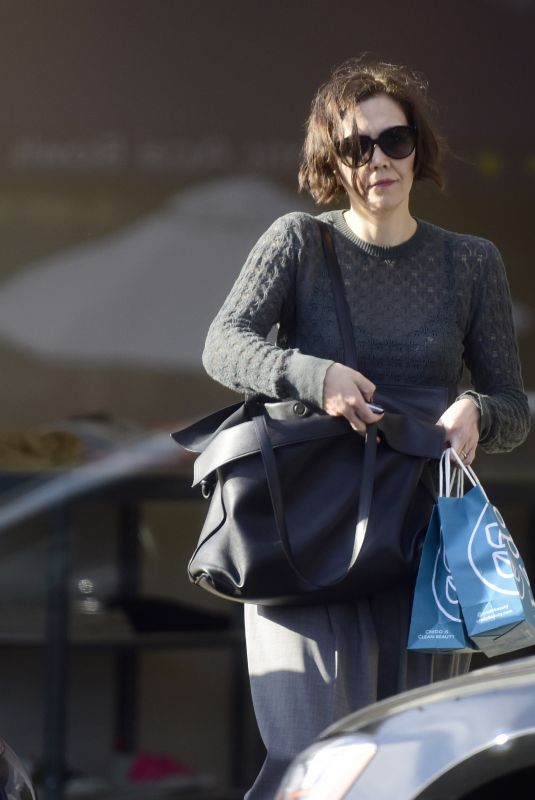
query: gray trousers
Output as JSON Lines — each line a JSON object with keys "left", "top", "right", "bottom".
{"left": 244, "top": 584, "right": 471, "bottom": 800}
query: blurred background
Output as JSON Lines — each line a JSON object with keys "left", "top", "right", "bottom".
{"left": 0, "top": 0, "right": 533, "bottom": 798}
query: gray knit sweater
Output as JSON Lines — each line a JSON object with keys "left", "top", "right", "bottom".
{"left": 203, "top": 209, "right": 530, "bottom": 453}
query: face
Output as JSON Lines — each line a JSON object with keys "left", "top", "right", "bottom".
{"left": 336, "top": 94, "right": 415, "bottom": 218}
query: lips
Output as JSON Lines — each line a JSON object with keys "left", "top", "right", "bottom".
{"left": 371, "top": 179, "right": 395, "bottom": 188}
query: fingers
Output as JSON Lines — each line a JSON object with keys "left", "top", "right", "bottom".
{"left": 332, "top": 388, "right": 379, "bottom": 425}
{"left": 354, "top": 372, "right": 377, "bottom": 404}
{"left": 348, "top": 414, "right": 381, "bottom": 437}
{"left": 334, "top": 397, "right": 376, "bottom": 435}
{"left": 447, "top": 440, "right": 477, "bottom": 466}
{"left": 322, "top": 363, "right": 383, "bottom": 436}
{"left": 453, "top": 444, "right": 477, "bottom": 466}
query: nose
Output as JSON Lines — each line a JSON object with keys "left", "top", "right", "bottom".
{"left": 368, "top": 142, "right": 389, "bottom": 167}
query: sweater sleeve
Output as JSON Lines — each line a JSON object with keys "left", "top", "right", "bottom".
{"left": 202, "top": 213, "right": 333, "bottom": 405}
{"left": 458, "top": 240, "right": 530, "bottom": 453}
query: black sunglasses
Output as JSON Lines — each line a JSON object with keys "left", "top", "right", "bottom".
{"left": 335, "top": 125, "right": 417, "bottom": 168}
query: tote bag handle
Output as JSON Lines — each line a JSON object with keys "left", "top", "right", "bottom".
{"left": 250, "top": 222, "right": 378, "bottom": 589}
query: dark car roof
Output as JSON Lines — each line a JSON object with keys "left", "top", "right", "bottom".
{"left": 322, "top": 653, "right": 535, "bottom": 738}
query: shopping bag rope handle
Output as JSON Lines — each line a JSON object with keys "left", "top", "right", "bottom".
{"left": 440, "top": 448, "right": 488, "bottom": 501}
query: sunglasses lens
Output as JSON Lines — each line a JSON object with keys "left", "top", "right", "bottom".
{"left": 336, "top": 126, "right": 416, "bottom": 167}
{"left": 337, "top": 137, "right": 361, "bottom": 167}
{"left": 356, "top": 136, "right": 373, "bottom": 165}
{"left": 336, "top": 136, "right": 372, "bottom": 167}
{"left": 379, "top": 126, "right": 416, "bottom": 159}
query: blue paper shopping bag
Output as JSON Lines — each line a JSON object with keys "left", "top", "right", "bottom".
{"left": 407, "top": 505, "right": 477, "bottom": 652}
{"left": 438, "top": 449, "right": 535, "bottom": 658}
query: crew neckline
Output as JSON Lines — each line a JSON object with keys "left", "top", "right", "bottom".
{"left": 329, "top": 209, "right": 426, "bottom": 259}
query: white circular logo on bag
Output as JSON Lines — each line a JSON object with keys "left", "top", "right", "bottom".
{"left": 468, "top": 503, "right": 533, "bottom": 600}
{"left": 432, "top": 538, "right": 462, "bottom": 622}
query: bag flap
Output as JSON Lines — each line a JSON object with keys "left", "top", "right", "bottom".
{"left": 375, "top": 384, "right": 449, "bottom": 422}
{"left": 379, "top": 413, "right": 444, "bottom": 459}
{"left": 170, "top": 402, "right": 245, "bottom": 453}
{"left": 192, "top": 413, "right": 349, "bottom": 485}
{"left": 177, "top": 384, "right": 448, "bottom": 480}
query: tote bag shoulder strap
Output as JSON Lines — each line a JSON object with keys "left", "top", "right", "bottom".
{"left": 318, "top": 222, "right": 359, "bottom": 371}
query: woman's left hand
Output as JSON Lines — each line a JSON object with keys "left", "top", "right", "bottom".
{"left": 437, "top": 398, "right": 481, "bottom": 465}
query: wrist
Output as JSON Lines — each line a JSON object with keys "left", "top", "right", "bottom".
{"left": 456, "top": 391, "right": 482, "bottom": 435}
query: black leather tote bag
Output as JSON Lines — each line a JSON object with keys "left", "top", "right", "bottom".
{"left": 172, "top": 225, "right": 447, "bottom": 605}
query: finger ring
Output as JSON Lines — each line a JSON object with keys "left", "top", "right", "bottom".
{"left": 460, "top": 449, "right": 467, "bottom": 458}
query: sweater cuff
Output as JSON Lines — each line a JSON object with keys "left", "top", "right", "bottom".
{"left": 456, "top": 389, "right": 491, "bottom": 441}
{"left": 285, "top": 352, "right": 334, "bottom": 409}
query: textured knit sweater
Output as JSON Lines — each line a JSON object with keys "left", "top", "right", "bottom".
{"left": 203, "top": 209, "right": 530, "bottom": 453}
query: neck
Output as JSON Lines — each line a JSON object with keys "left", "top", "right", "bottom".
{"left": 344, "top": 205, "right": 417, "bottom": 247}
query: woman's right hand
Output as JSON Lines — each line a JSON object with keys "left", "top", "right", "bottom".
{"left": 323, "top": 363, "right": 383, "bottom": 435}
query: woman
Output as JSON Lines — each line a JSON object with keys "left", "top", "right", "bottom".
{"left": 202, "top": 58, "right": 530, "bottom": 800}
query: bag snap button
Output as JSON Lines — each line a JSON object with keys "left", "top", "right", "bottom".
{"left": 293, "top": 401, "right": 307, "bottom": 417}
{"left": 201, "top": 478, "right": 215, "bottom": 499}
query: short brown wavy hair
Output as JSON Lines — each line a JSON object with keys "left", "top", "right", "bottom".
{"left": 298, "top": 57, "right": 446, "bottom": 205}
